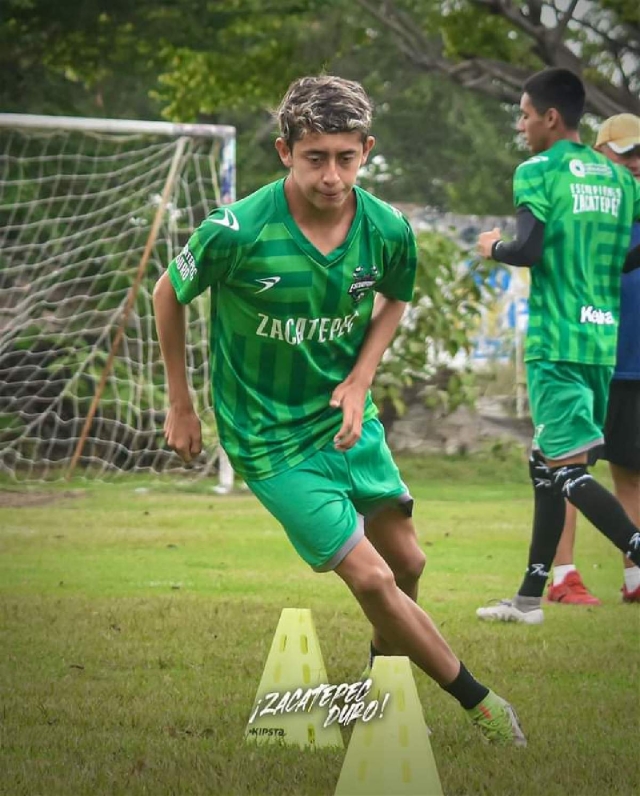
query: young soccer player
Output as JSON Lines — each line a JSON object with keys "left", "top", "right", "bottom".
{"left": 476, "top": 69, "right": 640, "bottom": 625}
{"left": 547, "top": 114, "right": 640, "bottom": 606}
{"left": 154, "top": 75, "right": 525, "bottom": 745}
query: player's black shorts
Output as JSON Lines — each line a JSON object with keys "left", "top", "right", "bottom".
{"left": 590, "top": 379, "right": 640, "bottom": 471}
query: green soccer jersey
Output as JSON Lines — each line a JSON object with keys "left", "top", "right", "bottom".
{"left": 513, "top": 139, "right": 640, "bottom": 364}
{"left": 167, "top": 178, "right": 417, "bottom": 480}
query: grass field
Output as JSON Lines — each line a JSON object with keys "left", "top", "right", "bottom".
{"left": 0, "top": 451, "right": 638, "bottom": 796}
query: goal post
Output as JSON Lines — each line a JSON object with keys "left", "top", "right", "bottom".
{"left": 0, "top": 113, "right": 236, "bottom": 481}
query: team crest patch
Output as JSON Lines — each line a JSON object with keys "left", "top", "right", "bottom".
{"left": 348, "top": 264, "right": 380, "bottom": 304}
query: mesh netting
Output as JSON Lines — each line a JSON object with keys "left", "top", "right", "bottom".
{"left": 0, "top": 119, "right": 235, "bottom": 480}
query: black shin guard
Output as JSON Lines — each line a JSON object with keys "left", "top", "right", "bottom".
{"left": 552, "top": 464, "right": 640, "bottom": 565}
{"left": 518, "top": 452, "right": 566, "bottom": 598}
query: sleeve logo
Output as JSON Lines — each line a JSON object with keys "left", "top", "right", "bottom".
{"left": 175, "top": 245, "right": 197, "bottom": 282}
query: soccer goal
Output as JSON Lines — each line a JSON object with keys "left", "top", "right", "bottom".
{"left": 0, "top": 113, "right": 235, "bottom": 481}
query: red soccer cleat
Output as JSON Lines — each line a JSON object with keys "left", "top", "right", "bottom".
{"left": 547, "top": 571, "right": 602, "bottom": 606}
{"left": 622, "top": 584, "right": 640, "bottom": 603}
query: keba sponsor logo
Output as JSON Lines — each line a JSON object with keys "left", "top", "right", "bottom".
{"left": 579, "top": 305, "right": 615, "bottom": 326}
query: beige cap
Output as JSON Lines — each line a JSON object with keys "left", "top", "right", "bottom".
{"left": 595, "top": 113, "right": 640, "bottom": 154}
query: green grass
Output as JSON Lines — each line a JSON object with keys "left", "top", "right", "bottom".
{"left": 0, "top": 452, "right": 638, "bottom": 796}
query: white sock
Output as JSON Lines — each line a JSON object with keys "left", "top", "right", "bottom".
{"left": 623, "top": 566, "right": 640, "bottom": 592}
{"left": 218, "top": 449, "right": 234, "bottom": 490}
{"left": 553, "top": 564, "right": 576, "bottom": 586}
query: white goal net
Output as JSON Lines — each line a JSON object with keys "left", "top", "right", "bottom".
{"left": 0, "top": 113, "right": 235, "bottom": 481}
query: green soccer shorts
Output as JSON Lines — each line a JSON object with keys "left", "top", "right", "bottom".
{"left": 246, "top": 418, "right": 413, "bottom": 571}
{"left": 526, "top": 359, "right": 614, "bottom": 461}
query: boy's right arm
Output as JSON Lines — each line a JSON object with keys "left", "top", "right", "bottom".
{"left": 152, "top": 271, "right": 202, "bottom": 463}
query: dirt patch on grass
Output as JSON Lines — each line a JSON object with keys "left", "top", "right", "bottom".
{"left": 0, "top": 490, "right": 85, "bottom": 508}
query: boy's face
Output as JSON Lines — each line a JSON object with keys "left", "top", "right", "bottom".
{"left": 275, "top": 131, "right": 374, "bottom": 211}
{"left": 517, "top": 93, "right": 554, "bottom": 154}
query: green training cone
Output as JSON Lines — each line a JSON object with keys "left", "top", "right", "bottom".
{"left": 245, "top": 608, "right": 343, "bottom": 749}
{"left": 335, "top": 656, "right": 443, "bottom": 795}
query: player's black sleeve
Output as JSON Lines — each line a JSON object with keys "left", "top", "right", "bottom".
{"left": 622, "top": 244, "right": 640, "bottom": 273}
{"left": 490, "top": 207, "right": 545, "bottom": 267}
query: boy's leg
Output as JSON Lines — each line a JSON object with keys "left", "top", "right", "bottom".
{"left": 336, "top": 537, "right": 526, "bottom": 745}
{"left": 551, "top": 461, "right": 640, "bottom": 567}
{"left": 478, "top": 448, "right": 640, "bottom": 623}
{"left": 611, "top": 464, "right": 640, "bottom": 527}
{"left": 553, "top": 502, "right": 577, "bottom": 567}
{"left": 519, "top": 446, "right": 640, "bottom": 600}
{"left": 610, "top": 464, "right": 640, "bottom": 600}
{"left": 517, "top": 451, "right": 568, "bottom": 601}
{"left": 549, "top": 378, "right": 640, "bottom": 604}
{"left": 605, "top": 380, "right": 640, "bottom": 599}
{"left": 336, "top": 536, "right": 456, "bottom": 683}
{"left": 364, "top": 505, "right": 425, "bottom": 656}
{"left": 477, "top": 449, "right": 561, "bottom": 623}
{"left": 248, "top": 433, "right": 526, "bottom": 745}
{"left": 603, "top": 380, "right": 640, "bottom": 534}
{"left": 555, "top": 367, "right": 640, "bottom": 566}
{"left": 548, "top": 501, "right": 601, "bottom": 605}
{"left": 348, "top": 418, "right": 426, "bottom": 659}
{"left": 478, "top": 361, "right": 612, "bottom": 623}
{"left": 213, "top": 447, "right": 235, "bottom": 495}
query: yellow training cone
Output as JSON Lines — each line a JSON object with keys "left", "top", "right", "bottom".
{"left": 245, "top": 608, "right": 343, "bottom": 749}
{"left": 335, "top": 656, "right": 443, "bottom": 795}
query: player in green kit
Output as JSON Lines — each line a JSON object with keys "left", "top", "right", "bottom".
{"left": 153, "top": 75, "right": 525, "bottom": 745}
{"left": 476, "top": 68, "right": 640, "bottom": 624}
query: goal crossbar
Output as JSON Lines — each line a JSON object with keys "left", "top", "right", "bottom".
{"left": 0, "top": 113, "right": 235, "bottom": 140}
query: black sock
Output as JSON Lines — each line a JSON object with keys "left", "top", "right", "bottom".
{"left": 442, "top": 662, "right": 489, "bottom": 709}
{"left": 368, "top": 642, "right": 382, "bottom": 670}
{"left": 555, "top": 465, "right": 640, "bottom": 565}
{"left": 519, "top": 453, "right": 566, "bottom": 597}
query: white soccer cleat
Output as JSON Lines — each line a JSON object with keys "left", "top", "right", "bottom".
{"left": 476, "top": 599, "right": 544, "bottom": 625}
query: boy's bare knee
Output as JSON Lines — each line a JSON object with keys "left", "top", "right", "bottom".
{"left": 389, "top": 546, "right": 426, "bottom": 588}
{"left": 404, "top": 548, "right": 426, "bottom": 582}
{"left": 348, "top": 564, "right": 396, "bottom": 599}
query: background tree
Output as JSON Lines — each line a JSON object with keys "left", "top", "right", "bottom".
{"left": 0, "top": 0, "right": 522, "bottom": 211}
{"left": 0, "top": 0, "right": 516, "bottom": 447}
{"left": 355, "top": 0, "right": 640, "bottom": 117}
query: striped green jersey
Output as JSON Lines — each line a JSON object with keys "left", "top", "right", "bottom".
{"left": 513, "top": 139, "right": 640, "bottom": 364}
{"left": 168, "top": 178, "right": 417, "bottom": 480}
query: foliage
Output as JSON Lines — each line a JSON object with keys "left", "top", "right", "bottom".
{"left": 374, "top": 230, "right": 496, "bottom": 417}
{"left": 0, "top": 0, "right": 523, "bottom": 212}
{"left": 355, "top": 0, "right": 640, "bottom": 117}
{"left": 12, "top": 0, "right": 623, "bottom": 435}
{"left": 3, "top": 0, "right": 638, "bottom": 210}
